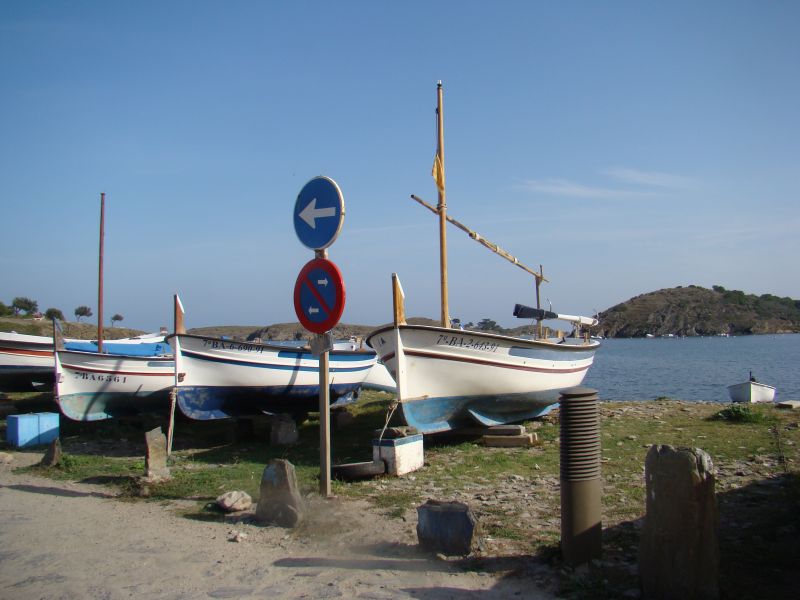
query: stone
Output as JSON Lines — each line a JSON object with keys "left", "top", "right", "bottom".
{"left": 40, "top": 438, "right": 62, "bottom": 467}
{"left": 481, "top": 433, "right": 539, "bottom": 447}
{"left": 416, "top": 499, "right": 481, "bottom": 556}
{"left": 639, "top": 445, "right": 719, "bottom": 599}
{"left": 270, "top": 416, "right": 298, "bottom": 446}
{"left": 255, "top": 459, "right": 306, "bottom": 528}
{"left": 216, "top": 490, "right": 253, "bottom": 512}
{"left": 144, "top": 427, "right": 171, "bottom": 482}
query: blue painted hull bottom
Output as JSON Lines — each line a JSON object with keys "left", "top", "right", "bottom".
{"left": 176, "top": 383, "right": 362, "bottom": 420}
{"left": 58, "top": 391, "right": 172, "bottom": 422}
{"left": 399, "top": 390, "right": 560, "bottom": 435}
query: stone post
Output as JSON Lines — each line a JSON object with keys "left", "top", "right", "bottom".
{"left": 639, "top": 445, "right": 719, "bottom": 600}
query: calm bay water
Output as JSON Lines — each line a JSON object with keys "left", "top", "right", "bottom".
{"left": 582, "top": 334, "right": 800, "bottom": 402}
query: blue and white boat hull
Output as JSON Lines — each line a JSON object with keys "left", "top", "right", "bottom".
{"left": 170, "top": 333, "right": 378, "bottom": 420}
{"left": 366, "top": 324, "right": 599, "bottom": 434}
{"left": 55, "top": 349, "right": 175, "bottom": 421}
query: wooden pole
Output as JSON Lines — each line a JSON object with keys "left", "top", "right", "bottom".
{"left": 435, "top": 82, "right": 450, "bottom": 329}
{"left": 392, "top": 273, "right": 406, "bottom": 326}
{"left": 316, "top": 249, "right": 332, "bottom": 498}
{"left": 167, "top": 294, "right": 184, "bottom": 456}
{"left": 97, "top": 192, "right": 105, "bottom": 353}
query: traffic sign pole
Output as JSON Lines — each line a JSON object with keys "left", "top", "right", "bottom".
{"left": 316, "top": 248, "right": 332, "bottom": 498}
{"left": 293, "top": 176, "right": 346, "bottom": 499}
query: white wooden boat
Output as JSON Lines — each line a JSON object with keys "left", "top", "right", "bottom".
{"left": 0, "top": 330, "right": 170, "bottom": 392}
{"left": 0, "top": 332, "right": 58, "bottom": 391}
{"left": 55, "top": 348, "right": 175, "bottom": 421}
{"left": 367, "top": 321, "right": 598, "bottom": 433}
{"left": 728, "top": 374, "right": 776, "bottom": 403}
{"left": 361, "top": 360, "right": 397, "bottom": 392}
{"left": 168, "top": 297, "right": 378, "bottom": 420}
{"left": 365, "top": 82, "right": 599, "bottom": 434}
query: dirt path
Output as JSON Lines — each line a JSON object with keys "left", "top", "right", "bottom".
{"left": 0, "top": 452, "right": 554, "bottom": 599}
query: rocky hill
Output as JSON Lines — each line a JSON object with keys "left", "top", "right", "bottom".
{"left": 597, "top": 285, "right": 800, "bottom": 338}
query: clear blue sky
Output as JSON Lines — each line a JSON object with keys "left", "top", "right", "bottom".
{"left": 2, "top": 1, "right": 798, "bottom": 332}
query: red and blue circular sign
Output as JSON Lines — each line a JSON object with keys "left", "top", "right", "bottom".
{"left": 293, "top": 258, "right": 346, "bottom": 334}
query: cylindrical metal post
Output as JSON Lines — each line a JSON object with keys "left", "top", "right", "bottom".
{"left": 559, "top": 386, "right": 602, "bottom": 565}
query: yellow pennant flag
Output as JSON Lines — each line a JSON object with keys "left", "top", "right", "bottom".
{"left": 431, "top": 154, "right": 445, "bottom": 193}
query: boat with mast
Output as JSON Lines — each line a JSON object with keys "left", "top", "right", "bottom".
{"left": 366, "top": 82, "right": 600, "bottom": 434}
{"left": 54, "top": 193, "right": 174, "bottom": 421}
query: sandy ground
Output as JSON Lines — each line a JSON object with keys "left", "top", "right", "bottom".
{"left": 0, "top": 451, "right": 554, "bottom": 600}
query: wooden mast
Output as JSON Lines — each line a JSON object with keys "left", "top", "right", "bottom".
{"left": 97, "top": 192, "right": 105, "bottom": 353}
{"left": 435, "top": 81, "right": 450, "bottom": 328}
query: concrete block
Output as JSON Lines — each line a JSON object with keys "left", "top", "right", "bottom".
{"left": 373, "top": 433, "right": 423, "bottom": 476}
{"left": 482, "top": 433, "right": 539, "bottom": 447}
{"left": 417, "top": 500, "right": 480, "bottom": 556}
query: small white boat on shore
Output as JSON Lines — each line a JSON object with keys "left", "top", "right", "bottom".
{"left": 727, "top": 373, "right": 776, "bottom": 403}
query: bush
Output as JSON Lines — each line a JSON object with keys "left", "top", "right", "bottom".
{"left": 712, "top": 404, "right": 770, "bottom": 424}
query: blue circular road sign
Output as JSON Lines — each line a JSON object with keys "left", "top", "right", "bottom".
{"left": 293, "top": 176, "right": 345, "bottom": 250}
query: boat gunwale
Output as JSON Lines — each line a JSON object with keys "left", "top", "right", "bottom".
{"left": 365, "top": 323, "right": 601, "bottom": 352}
{"left": 167, "top": 332, "right": 376, "bottom": 356}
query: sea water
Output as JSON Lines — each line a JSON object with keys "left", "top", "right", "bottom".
{"left": 582, "top": 334, "right": 800, "bottom": 402}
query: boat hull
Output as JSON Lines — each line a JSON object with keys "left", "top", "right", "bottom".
{"left": 170, "top": 334, "right": 378, "bottom": 420}
{"left": 0, "top": 331, "right": 171, "bottom": 392}
{"left": 55, "top": 350, "right": 175, "bottom": 421}
{"left": 727, "top": 381, "right": 776, "bottom": 403}
{"left": 0, "top": 332, "right": 57, "bottom": 390}
{"left": 366, "top": 324, "right": 599, "bottom": 433}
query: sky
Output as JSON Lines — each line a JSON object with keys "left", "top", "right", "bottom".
{"left": 1, "top": 1, "right": 798, "bottom": 332}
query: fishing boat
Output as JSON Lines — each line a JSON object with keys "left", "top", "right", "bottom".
{"left": 0, "top": 331, "right": 170, "bottom": 392}
{"left": 51, "top": 192, "right": 174, "bottom": 420}
{"left": 0, "top": 332, "right": 60, "bottom": 391}
{"left": 168, "top": 296, "right": 378, "bottom": 420}
{"left": 366, "top": 82, "right": 600, "bottom": 434}
{"left": 727, "top": 372, "right": 776, "bottom": 403}
{"left": 54, "top": 345, "right": 174, "bottom": 421}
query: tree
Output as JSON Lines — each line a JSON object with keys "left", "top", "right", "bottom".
{"left": 0, "top": 301, "right": 11, "bottom": 316}
{"left": 45, "top": 308, "right": 65, "bottom": 321}
{"left": 74, "top": 306, "right": 93, "bottom": 322}
{"left": 12, "top": 297, "right": 38, "bottom": 315}
{"left": 477, "top": 318, "right": 499, "bottom": 331}
{"left": 110, "top": 313, "right": 124, "bottom": 327}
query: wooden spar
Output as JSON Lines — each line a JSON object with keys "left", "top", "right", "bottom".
{"left": 173, "top": 294, "right": 186, "bottom": 334}
{"left": 392, "top": 273, "right": 406, "bottom": 326}
{"left": 410, "top": 194, "right": 548, "bottom": 284}
{"left": 97, "top": 192, "right": 105, "bottom": 353}
{"left": 435, "top": 82, "right": 450, "bottom": 328}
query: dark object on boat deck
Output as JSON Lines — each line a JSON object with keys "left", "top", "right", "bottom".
{"left": 513, "top": 304, "right": 559, "bottom": 320}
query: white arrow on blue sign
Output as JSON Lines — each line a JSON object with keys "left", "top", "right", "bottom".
{"left": 293, "top": 176, "right": 345, "bottom": 250}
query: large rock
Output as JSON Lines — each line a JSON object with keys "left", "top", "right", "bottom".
{"left": 255, "top": 459, "right": 306, "bottom": 528}
{"left": 639, "top": 445, "right": 719, "bottom": 599}
{"left": 417, "top": 500, "right": 480, "bottom": 556}
{"left": 144, "top": 427, "right": 171, "bottom": 482}
{"left": 216, "top": 490, "right": 253, "bottom": 512}
{"left": 40, "top": 438, "right": 62, "bottom": 467}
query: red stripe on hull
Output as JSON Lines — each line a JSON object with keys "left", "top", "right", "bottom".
{"left": 0, "top": 347, "right": 54, "bottom": 358}
{"left": 404, "top": 349, "right": 591, "bottom": 375}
